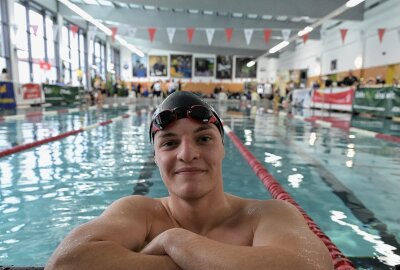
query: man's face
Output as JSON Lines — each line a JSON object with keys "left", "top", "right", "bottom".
{"left": 153, "top": 118, "right": 224, "bottom": 200}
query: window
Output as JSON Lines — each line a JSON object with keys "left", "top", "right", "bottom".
{"left": 0, "top": 0, "right": 11, "bottom": 75}
{"left": 92, "top": 38, "right": 106, "bottom": 79}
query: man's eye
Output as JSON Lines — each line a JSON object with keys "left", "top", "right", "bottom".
{"left": 161, "top": 141, "right": 177, "bottom": 147}
{"left": 199, "top": 136, "right": 212, "bottom": 142}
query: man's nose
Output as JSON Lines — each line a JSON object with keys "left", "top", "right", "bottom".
{"left": 177, "top": 138, "right": 199, "bottom": 162}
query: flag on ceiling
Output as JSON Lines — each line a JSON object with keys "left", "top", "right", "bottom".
{"left": 129, "top": 28, "right": 137, "bottom": 38}
{"left": 340, "top": 29, "right": 348, "bottom": 43}
{"left": 186, "top": 28, "right": 195, "bottom": 43}
{"left": 30, "top": 25, "right": 38, "bottom": 36}
{"left": 281, "top": 29, "right": 291, "bottom": 41}
{"left": 148, "top": 28, "right": 157, "bottom": 42}
{"left": 11, "top": 24, "right": 18, "bottom": 36}
{"left": 263, "top": 28, "right": 272, "bottom": 44}
{"left": 111, "top": 27, "right": 118, "bottom": 42}
{"left": 166, "top": 28, "right": 175, "bottom": 43}
{"left": 70, "top": 25, "right": 79, "bottom": 38}
{"left": 88, "top": 26, "right": 97, "bottom": 41}
{"left": 302, "top": 33, "right": 309, "bottom": 44}
{"left": 53, "top": 25, "right": 59, "bottom": 40}
{"left": 244, "top": 29, "right": 253, "bottom": 45}
{"left": 378, "top": 28, "right": 385, "bottom": 43}
{"left": 225, "top": 28, "right": 233, "bottom": 43}
{"left": 205, "top": 28, "right": 215, "bottom": 45}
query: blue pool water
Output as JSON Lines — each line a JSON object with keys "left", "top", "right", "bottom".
{"left": 0, "top": 99, "right": 399, "bottom": 269}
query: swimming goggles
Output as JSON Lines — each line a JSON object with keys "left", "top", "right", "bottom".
{"left": 151, "top": 105, "right": 218, "bottom": 133}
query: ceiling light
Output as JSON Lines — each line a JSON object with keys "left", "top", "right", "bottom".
{"left": 246, "top": 60, "right": 256, "bottom": 67}
{"left": 97, "top": 0, "right": 113, "bottom": 6}
{"left": 188, "top": 9, "right": 199, "bottom": 14}
{"left": 345, "top": 0, "right": 366, "bottom": 8}
{"left": 261, "top": 15, "right": 273, "bottom": 20}
{"left": 276, "top": 15, "right": 288, "bottom": 21}
{"left": 203, "top": 10, "right": 214, "bottom": 15}
{"left": 144, "top": 5, "right": 156, "bottom": 10}
{"left": 82, "top": 0, "right": 98, "bottom": 4}
{"left": 232, "top": 13, "right": 243, "bottom": 18}
{"left": 298, "top": 26, "right": 314, "bottom": 37}
{"left": 247, "top": 14, "right": 258, "bottom": 19}
{"left": 269, "top": 41, "right": 290, "bottom": 54}
{"left": 129, "top": 4, "right": 142, "bottom": 9}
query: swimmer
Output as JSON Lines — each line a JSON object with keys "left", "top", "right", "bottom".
{"left": 45, "top": 91, "right": 333, "bottom": 270}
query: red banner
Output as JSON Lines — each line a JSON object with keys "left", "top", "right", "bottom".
{"left": 312, "top": 88, "right": 354, "bottom": 105}
{"left": 225, "top": 28, "right": 233, "bottom": 43}
{"left": 22, "top": 83, "right": 41, "bottom": 100}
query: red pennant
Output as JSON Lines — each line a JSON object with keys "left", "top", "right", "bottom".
{"left": 225, "top": 28, "right": 233, "bottom": 43}
{"left": 148, "top": 28, "right": 157, "bottom": 42}
{"left": 70, "top": 25, "right": 79, "bottom": 37}
{"left": 263, "top": 28, "right": 272, "bottom": 44}
{"left": 302, "top": 33, "right": 309, "bottom": 44}
{"left": 186, "top": 28, "right": 195, "bottom": 43}
{"left": 30, "top": 25, "right": 38, "bottom": 36}
{"left": 340, "top": 29, "right": 348, "bottom": 44}
{"left": 39, "top": 60, "right": 51, "bottom": 70}
{"left": 111, "top": 27, "right": 118, "bottom": 42}
{"left": 378, "top": 28, "right": 385, "bottom": 43}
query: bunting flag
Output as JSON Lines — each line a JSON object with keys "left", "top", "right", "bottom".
{"left": 166, "top": 28, "right": 175, "bottom": 43}
{"left": 320, "top": 29, "right": 326, "bottom": 40}
{"left": 263, "top": 28, "right": 272, "bottom": 44}
{"left": 30, "top": 25, "right": 38, "bottom": 36}
{"left": 244, "top": 29, "right": 253, "bottom": 45}
{"left": 302, "top": 33, "right": 309, "bottom": 44}
{"left": 88, "top": 26, "right": 97, "bottom": 41}
{"left": 281, "top": 29, "right": 291, "bottom": 41}
{"left": 186, "top": 28, "right": 195, "bottom": 43}
{"left": 111, "top": 27, "right": 118, "bottom": 42}
{"left": 52, "top": 24, "right": 59, "bottom": 40}
{"left": 148, "top": 28, "right": 157, "bottom": 42}
{"left": 70, "top": 25, "right": 79, "bottom": 38}
{"left": 12, "top": 24, "right": 19, "bottom": 36}
{"left": 225, "top": 28, "right": 233, "bottom": 43}
{"left": 205, "top": 28, "right": 215, "bottom": 45}
{"left": 378, "top": 28, "right": 385, "bottom": 43}
{"left": 340, "top": 29, "right": 348, "bottom": 44}
{"left": 129, "top": 28, "right": 137, "bottom": 38}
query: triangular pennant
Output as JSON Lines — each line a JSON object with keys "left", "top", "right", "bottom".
{"left": 12, "top": 24, "right": 19, "bottom": 36}
{"left": 148, "top": 28, "right": 157, "bottom": 42}
{"left": 340, "top": 29, "right": 348, "bottom": 44}
{"left": 30, "top": 25, "right": 38, "bottom": 36}
{"left": 320, "top": 29, "right": 326, "bottom": 40}
{"left": 52, "top": 24, "right": 59, "bottom": 40}
{"left": 70, "top": 25, "right": 79, "bottom": 38}
{"left": 88, "top": 26, "right": 97, "bottom": 41}
{"left": 244, "top": 29, "right": 253, "bottom": 45}
{"left": 186, "top": 28, "right": 195, "bottom": 43}
{"left": 281, "top": 29, "right": 291, "bottom": 41}
{"left": 263, "top": 28, "right": 272, "bottom": 44}
{"left": 225, "top": 28, "right": 233, "bottom": 43}
{"left": 205, "top": 28, "right": 215, "bottom": 45}
{"left": 129, "top": 28, "right": 137, "bottom": 38}
{"left": 302, "top": 33, "right": 309, "bottom": 44}
{"left": 111, "top": 27, "right": 118, "bottom": 42}
{"left": 378, "top": 28, "right": 385, "bottom": 43}
{"left": 166, "top": 28, "right": 175, "bottom": 43}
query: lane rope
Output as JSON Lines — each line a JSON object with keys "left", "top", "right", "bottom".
{"left": 224, "top": 124, "right": 356, "bottom": 270}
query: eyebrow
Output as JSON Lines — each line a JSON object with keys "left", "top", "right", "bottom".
{"left": 156, "top": 124, "right": 215, "bottom": 139}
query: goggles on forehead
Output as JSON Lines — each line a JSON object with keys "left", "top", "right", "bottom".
{"left": 150, "top": 105, "right": 221, "bottom": 141}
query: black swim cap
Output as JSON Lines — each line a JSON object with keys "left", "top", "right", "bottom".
{"left": 149, "top": 91, "right": 224, "bottom": 143}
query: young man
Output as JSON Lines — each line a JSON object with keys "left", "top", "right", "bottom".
{"left": 45, "top": 92, "right": 333, "bottom": 270}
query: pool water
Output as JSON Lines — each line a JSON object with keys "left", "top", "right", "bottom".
{"left": 0, "top": 100, "right": 399, "bottom": 269}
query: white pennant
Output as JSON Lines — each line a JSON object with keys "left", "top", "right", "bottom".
{"left": 12, "top": 24, "right": 19, "bottom": 36}
{"left": 205, "top": 28, "right": 215, "bottom": 45}
{"left": 88, "top": 26, "right": 97, "bottom": 41}
{"left": 52, "top": 25, "right": 59, "bottom": 40}
{"left": 129, "top": 28, "right": 137, "bottom": 38}
{"left": 244, "top": 29, "right": 253, "bottom": 45}
{"left": 281, "top": 29, "right": 291, "bottom": 41}
{"left": 167, "top": 28, "right": 176, "bottom": 43}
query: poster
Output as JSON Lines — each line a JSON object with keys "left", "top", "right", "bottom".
{"left": 235, "top": 57, "right": 257, "bottom": 78}
{"left": 216, "top": 55, "right": 232, "bottom": 79}
{"left": 132, "top": 53, "right": 147, "bottom": 77}
{"left": 42, "top": 84, "right": 82, "bottom": 105}
{"left": 194, "top": 57, "right": 214, "bottom": 77}
{"left": 170, "top": 54, "right": 192, "bottom": 78}
{"left": 149, "top": 55, "right": 168, "bottom": 77}
{"left": 0, "top": 81, "right": 16, "bottom": 109}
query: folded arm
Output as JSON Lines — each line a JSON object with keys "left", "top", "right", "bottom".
{"left": 142, "top": 200, "right": 333, "bottom": 270}
{"left": 45, "top": 196, "right": 180, "bottom": 270}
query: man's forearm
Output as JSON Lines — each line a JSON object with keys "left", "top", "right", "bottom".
{"left": 45, "top": 240, "right": 180, "bottom": 270}
{"left": 162, "top": 228, "right": 324, "bottom": 270}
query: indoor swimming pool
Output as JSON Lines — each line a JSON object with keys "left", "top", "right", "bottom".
{"left": 0, "top": 99, "right": 399, "bottom": 269}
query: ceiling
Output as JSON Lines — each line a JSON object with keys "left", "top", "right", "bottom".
{"left": 59, "top": 0, "right": 370, "bottom": 57}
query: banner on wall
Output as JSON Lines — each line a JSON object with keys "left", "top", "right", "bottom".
{"left": 194, "top": 57, "right": 215, "bottom": 77}
{"left": 353, "top": 87, "right": 400, "bottom": 117}
{"left": 235, "top": 57, "right": 257, "bottom": 78}
{"left": 170, "top": 54, "right": 192, "bottom": 78}
{"left": 311, "top": 87, "right": 354, "bottom": 111}
{"left": 216, "top": 55, "right": 232, "bottom": 79}
{"left": 149, "top": 55, "right": 168, "bottom": 77}
{"left": 132, "top": 54, "right": 147, "bottom": 77}
{"left": 42, "top": 84, "right": 81, "bottom": 105}
{"left": 0, "top": 81, "right": 16, "bottom": 109}
{"left": 22, "top": 83, "right": 42, "bottom": 100}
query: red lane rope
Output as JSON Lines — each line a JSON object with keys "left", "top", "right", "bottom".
{"left": 225, "top": 128, "right": 356, "bottom": 270}
{"left": 375, "top": 133, "right": 400, "bottom": 143}
{"left": 0, "top": 129, "right": 83, "bottom": 158}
